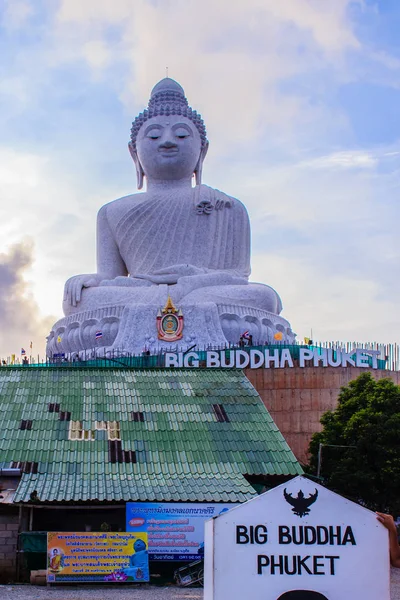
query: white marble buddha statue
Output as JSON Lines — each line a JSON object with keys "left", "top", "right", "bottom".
{"left": 47, "top": 78, "right": 294, "bottom": 357}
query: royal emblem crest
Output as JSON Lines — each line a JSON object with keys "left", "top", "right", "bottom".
{"left": 157, "top": 296, "right": 184, "bottom": 342}
{"left": 283, "top": 488, "right": 318, "bottom": 518}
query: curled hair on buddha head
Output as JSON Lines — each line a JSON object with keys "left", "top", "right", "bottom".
{"left": 278, "top": 592, "right": 329, "bottom": 600}
{"left": 129, "top": 77, "right": 209, "bottom": 189}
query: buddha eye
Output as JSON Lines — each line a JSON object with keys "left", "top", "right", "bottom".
{"left": 174, "top": 128, "right": 190, "bottom": 139}
{"left": 147, "top": 131, "right": 161, "bottom": 139}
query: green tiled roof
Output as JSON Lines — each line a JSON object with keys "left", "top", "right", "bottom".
{"left": 0, "top": 367, "right": 301, "bottom": 503}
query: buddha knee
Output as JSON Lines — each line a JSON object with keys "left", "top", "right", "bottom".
{"left": 247, "top": 283, "right": 283, "bottom": 314}
{"left": 63, "top": 286, "right": 138, "bottom": 316}
{"left": 180, "top": 283, "right": 282, "bottom": 314}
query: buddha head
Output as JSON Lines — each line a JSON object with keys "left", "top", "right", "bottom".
{"left": 129, "top": 78, "right": 209, "bottom": 189}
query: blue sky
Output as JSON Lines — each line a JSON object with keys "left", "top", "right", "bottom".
{"left": 0, "top": 0, "right": 399, "bottom": 356}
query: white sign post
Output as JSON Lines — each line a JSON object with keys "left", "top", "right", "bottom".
{"left": 204, "top": 476, "right": 390, "bottom": 600}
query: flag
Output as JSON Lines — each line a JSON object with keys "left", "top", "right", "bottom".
{"left": 242, "top": 330, "right": 249, "bottom": 338}
{"left": 304, "top": 337, "right": 311, "bottom": 345}
{"left": 274, "top": 332, "right": 283, "bottom": 341}
{"left": 57, "top": 336, "right": 62, "bottom": 343}
{"left": 95, "top": 331, "right": 103, "bottom": 339}
{"left": 11, "top": 354, "right": 15, "bottom": 365}
{"left": 21, "top": 348, "right": 26, "bottom": 355}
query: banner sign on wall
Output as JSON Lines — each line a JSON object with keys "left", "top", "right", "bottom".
{"left": 204, "top": 476, "right": 390, "bottom": 600}
{"left": 47, "top": 532, "right": 149, "bottom": 583}
{"left": 165, "top": 348, "right": 382, "bottom": 370}
{"left": 126, "top": 502, "right": 238, "bottom": 561}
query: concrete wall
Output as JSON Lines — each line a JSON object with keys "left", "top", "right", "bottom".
{"left": 0, "top": 509, "right": 19, "bottom": 582}
{"left": 245, "top": 366, "right": 400, "bottom": 465}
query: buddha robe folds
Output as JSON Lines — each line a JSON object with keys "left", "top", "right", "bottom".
{"left": 63, "top": 185, "right": 282, "bottom": 316}
{"left": 115, "top": 185, "right": 251, "bottom": 278}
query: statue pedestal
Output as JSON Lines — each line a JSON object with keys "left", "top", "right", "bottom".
{"left": 46, "top": 303, "right": 295, "bottom": 359}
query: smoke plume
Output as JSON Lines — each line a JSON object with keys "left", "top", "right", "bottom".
{"left": 0, "top": 240, "right": 53, "bottom": 359}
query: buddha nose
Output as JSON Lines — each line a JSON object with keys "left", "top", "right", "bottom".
{"left": 160, "top": 139, "right": 177, "bottom": 148}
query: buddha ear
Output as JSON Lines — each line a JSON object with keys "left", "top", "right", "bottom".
{"left": 128, "top": 142, "right": 145, "bottom": 190}
{"left": 194, "top": 141, "right": 209, "bottom": 186}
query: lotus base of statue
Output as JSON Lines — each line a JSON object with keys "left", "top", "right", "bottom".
{"left": 46, "top": 300, "right": 295, "bottom": 360}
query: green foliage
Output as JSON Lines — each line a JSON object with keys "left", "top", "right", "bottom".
{"left": 308, "top": 373, "right": 400, "bottom": 514}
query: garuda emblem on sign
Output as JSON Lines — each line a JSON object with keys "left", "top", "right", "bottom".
{"left": 283, "top": 488, "right": 318, "bottom": 518}
{"left": 157, "top": 296, "right": 184, "bottom": 342}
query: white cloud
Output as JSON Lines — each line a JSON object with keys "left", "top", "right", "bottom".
{"left": 202, "top": 140, "right": 400, "bottom": 343}
{"left": 2, "top": 0, "right": 34, "bottom": 29}
{"left": 0, "top": 240, "right": 54, "bottom": 358}
{"left": 82, "top": 40, "right": 112, "bottom": 71}
{"left": 0, "top": 0, "right": 398, "bottom": 355}
{"left": 48, "top": 0, "right": 364, "bottom": 146}
{"left": 56, "top": 0, "right": 360, "bottom": 54}
{"left": 299, "top": 151, "right": 378, "bottom": 170}
{"left": 370, "top": 50, "right": 400, "bottom": 71}
{"left": 57, "top": 0, "right": 134, "bottom": 24}
{"left": 252, "top": 252, "right": 400, "bottom": 344}
{"left": 0, "top": 147, "right": 99, "bottom": 330}
{"left": 0, "top": 76, "right": 31, "bottom": 110}
{"left": 259, "top": 0, "right": 361, "bottom": 53}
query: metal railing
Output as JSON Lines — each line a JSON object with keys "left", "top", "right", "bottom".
{"left": 0, "top": 340, "right": 398, "bottom": 371}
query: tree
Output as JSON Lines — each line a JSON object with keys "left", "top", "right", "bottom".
{"left": 308, "top": 372, "right": 400, "bottom": 514}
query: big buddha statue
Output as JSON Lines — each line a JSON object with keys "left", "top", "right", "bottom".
{"left": 47, "top": 78, "right": 295, "bottom": 358}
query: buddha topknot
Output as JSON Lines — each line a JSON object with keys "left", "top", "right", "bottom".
{"left": 129, "top": 78, "right": 208, "bottom": 151}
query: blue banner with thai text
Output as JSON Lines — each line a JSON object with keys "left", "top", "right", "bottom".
{"left": 126, "top": 502, "right": 239, "bottom": 561}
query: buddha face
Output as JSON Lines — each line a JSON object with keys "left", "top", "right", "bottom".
{"left": 134, "top": 115, "right": 202, "bottom": 182}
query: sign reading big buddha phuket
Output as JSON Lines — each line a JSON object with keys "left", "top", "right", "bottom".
{"left": 165, "top": 347, "right": 382, "bottom": 370}
{"left": 204, "top": 477, "right": 390, "bottom": 600}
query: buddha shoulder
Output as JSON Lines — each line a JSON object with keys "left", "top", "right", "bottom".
{"left": 97, "top": 186, "right": 248, "bottom": 228}
{"left": 97, "top": 192, "right": 150, "bottom": 227}
{"left": 198, "top": 184, "right": 248, "bottom": 214}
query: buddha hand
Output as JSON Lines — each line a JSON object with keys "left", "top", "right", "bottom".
{"left": 63, "top": 273, "right": 105, "bottom": 307}
{"left": 134, "top": 264, "right": 207, "bottom": 285}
